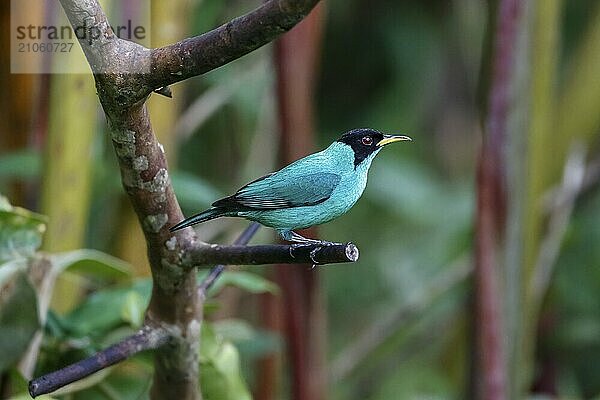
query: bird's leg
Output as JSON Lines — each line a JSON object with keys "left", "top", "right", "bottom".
{"left": 309, "top": 247, "right": 322, "bottom": 267}
{"left": 281, "top": 231, "right": 314, "bottom": 258}
{"left": 286, "top": 231, "right": 336, "bottom": 246}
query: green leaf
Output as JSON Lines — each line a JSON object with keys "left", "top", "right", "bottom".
{"left": 8, "top": 393, "right": 56, "bottom": 400}
{"left": 212, "top": 319, "right": 256, "bottom": 343}
{"left": 200, "top": 322, "right": 220, "bottom": 362}
{"left": 200, "top": 324, "right": 252, "bottom": 400}
{"left": 0, "top": 196, "right": 9, "bottom": 210}
{"left": 201, "top": 342, "right": 252, "bottom": 400}
{"left": 7, "top": 368, "right": 29, "bottom": 394}
{"left": 20, "top": 250, "right": 132, "bottom": 349}
{"left": 205, "top": 271, "right": 279, "bottom": 297}
{"left": 121, "top": 291, "right": 146, "bottom": 329}
{"left": 368, "top": 361, "right": 452, "bottom": 400}
{"left": 63, "top": 279, "right": 151, "bottom": 337}
{"left": 0, "top": 195, "right": 47, "bottom": 263}
{"left": 203, "top": 300, "right": 221, "bottom": 316}
{"left": 0, "top": 261, "right": 40, "bottom": 372}
{"left": 51, "top": 249, "right": 131, "bottom": 282}
{"left": 213, "top": 319, "right": 281, "bottom": 359}
{"left": 70, "top": 365, "right": 152, "bottom": 400}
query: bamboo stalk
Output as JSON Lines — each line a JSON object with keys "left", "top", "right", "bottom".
{"left": 514, "top": 1, "right": 562, "bottom": 396}
{"left": 41, "top": 60, "right": 97, "bottom": 311}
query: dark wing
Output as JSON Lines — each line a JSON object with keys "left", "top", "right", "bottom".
{"left": 212, "top": 172, "right": 341, "bottom": 210}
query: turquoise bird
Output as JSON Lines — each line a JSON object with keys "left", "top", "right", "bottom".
{"left": 170, "top": 128, "right": 411, "bottom": 245}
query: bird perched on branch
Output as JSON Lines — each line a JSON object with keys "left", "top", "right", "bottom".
{"left": 171, "top": 128, "right": 411, "bottom": 247}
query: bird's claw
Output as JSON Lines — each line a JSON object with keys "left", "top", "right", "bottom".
{"left": 289, "top": 242, "right": 309, "bottom": 258}
{"left": 309, "top": 246, "right": 322, "bottom": 267}
{"left": 287, "top": 239, "right": 337, "bottom": 268}
{"left": 309, "top": 241, "right": 337, "bottom": 269}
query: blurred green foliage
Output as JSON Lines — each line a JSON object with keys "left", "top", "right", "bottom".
{"left": 0, "top": 196, "right": 276, "bottom": 399}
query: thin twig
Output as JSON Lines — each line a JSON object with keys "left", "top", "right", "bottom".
{"left": 532, "top": 145, "right": 586, "bottom": 301}
{"left": 29, "top": 326, "right": 170, "bottom": 398}
{"left": 175, "top": 61, "right": 267, "bottom": 140}
{"left": 541, "top": 153, "right": 600, "bottom": 211}
{"left": 330, "top": 257, "right": 472, "bottom": 383}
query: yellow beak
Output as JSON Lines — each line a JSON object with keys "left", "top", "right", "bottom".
{"left": 376, "top": 134, "right": 412, "bottom": 147}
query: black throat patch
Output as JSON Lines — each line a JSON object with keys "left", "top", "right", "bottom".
{"left": 337, "top": 128, "right": 384, "bottom": 168}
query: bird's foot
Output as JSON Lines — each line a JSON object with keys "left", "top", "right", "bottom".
{"left": 309, "top": 246, "right": 322, "bottom": 268}
{"left": 288, "top": 242, "right": 320, "bottom": 258}
{"left": 287, "top": 239, "right": 337, "bottom": 266}
{"left": 289, "top": 242, "right": 308, "bottom": 258}
{"left": 308, "top": 241, "right": 337, "bottom": 268}
{"left": 282, "top": 231, "right": 342, "bottom": 267}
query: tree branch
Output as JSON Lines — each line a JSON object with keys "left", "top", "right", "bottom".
{"left": 28, "top": 326, "right": 170, "bottom": 398}
{"left": 148, "top": 0, "right": 320, "bottom": 90}
{"left": 186, "top": 242, "right": 359, "bottom": 267}
{"left": 58, "top": 0, "right": 320, "bottom": 104}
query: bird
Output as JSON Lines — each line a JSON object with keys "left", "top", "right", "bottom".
{"left": 170, "top": 128, "right": 411, "bottom": 248}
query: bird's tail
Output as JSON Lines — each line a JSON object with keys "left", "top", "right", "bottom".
{"left": 169, "top": 208, "right": 225, "bottom": 232}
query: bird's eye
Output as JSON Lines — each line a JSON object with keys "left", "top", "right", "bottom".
{"left": 362, "top": 136, "right": 373, "bottom": 145}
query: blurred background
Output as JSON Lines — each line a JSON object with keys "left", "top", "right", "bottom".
{"left": 1, "top": 0, "right": 600, "bottom": 399}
